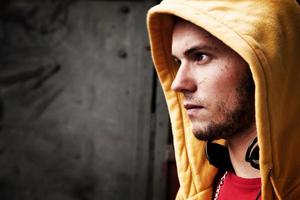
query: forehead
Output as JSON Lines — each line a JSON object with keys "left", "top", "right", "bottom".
{"left": 171, "top": 19, "right": 227, "bottom": 55}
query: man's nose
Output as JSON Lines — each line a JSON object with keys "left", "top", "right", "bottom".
{"left": 171, "top": 63, "right": 196, "bottom": 93}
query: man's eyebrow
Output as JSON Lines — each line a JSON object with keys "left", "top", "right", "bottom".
{"left": 172, "top": 44, "right": 218, "bottom": 59}
{"left": 184, "top": 45, "right": 217, "bottom": 56}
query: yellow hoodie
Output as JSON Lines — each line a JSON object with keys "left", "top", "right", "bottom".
{"left": 147, "top": 0, "right": 300, "bottom": 199}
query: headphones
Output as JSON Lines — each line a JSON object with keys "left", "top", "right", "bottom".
{"left": 205, "top": 137, "right": 260, "bottom": 170}
{"left": 245, "top": 137, "right": 260, "bottom": 169}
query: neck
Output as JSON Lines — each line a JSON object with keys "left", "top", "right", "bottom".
{"left": 227, "top": 124, "right": 260, "bottom": 178}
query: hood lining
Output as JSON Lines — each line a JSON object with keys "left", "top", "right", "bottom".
{"left": 158, "top": 15, "right": 200, "bottom": 196}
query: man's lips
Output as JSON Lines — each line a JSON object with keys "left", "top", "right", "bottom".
{"left": 183, "top": 103, "right": 204, "bottom": 110}
{"left": 184, "top": 104, "right": 205, "bottom": 116}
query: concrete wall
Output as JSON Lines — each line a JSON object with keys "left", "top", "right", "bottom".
{"left": 0, "top": 1, "right": 170, "bottom": 200}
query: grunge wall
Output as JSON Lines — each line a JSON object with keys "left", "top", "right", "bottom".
{"left": 0, "top": 1, "right": 170, "bottom": 200}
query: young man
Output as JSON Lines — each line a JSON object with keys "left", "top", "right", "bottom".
{"left": 147, "top": 0, "right": 300, "bottom": 199}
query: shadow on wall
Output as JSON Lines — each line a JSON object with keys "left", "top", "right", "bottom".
{"left": 0, "top": 0, "right": 163, "bottom": 200}
{"left": 0, "top": 1, "right": 99, "bottom": 200}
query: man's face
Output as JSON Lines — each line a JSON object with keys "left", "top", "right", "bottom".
{"left": 171, "top": 19, "right": 255, "bottom": 141}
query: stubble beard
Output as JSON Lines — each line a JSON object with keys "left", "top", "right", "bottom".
{"left": 192, "top": 68, "right": 255, "bottom": 141}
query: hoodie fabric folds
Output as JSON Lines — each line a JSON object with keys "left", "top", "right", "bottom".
{"left": 147, "top": 1, "right": 300, "bottom": 199}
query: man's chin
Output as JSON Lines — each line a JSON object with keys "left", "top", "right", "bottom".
{"left": 191, "top": 123, "right": 231, "bottom": 141}
{"left": 191, "top": 119, "right": 251, "bottom": 141}
{"left": 192, "top": 126, "right": 217, "bottom": 141}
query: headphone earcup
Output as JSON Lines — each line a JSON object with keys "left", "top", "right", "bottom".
{"left": 205, "top": 141, "right": 233, "bottom": 171}
{"left": 245, "top": 137, "right": 260, "bottom": 169}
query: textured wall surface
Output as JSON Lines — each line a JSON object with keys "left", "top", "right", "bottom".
{"left": 0, "top": 1, "right": 169, "bottom": 200}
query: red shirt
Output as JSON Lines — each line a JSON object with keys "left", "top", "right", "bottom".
{"left": 217, "top": 171, "right": 261, "bottom": 200}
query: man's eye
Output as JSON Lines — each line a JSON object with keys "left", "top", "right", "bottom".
{"left": 194, "top": 52, "right": 209, "bottom": 64}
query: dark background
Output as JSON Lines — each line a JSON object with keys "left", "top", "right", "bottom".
{"left": 0, "top": 0, "right": 178, "bottom": 200}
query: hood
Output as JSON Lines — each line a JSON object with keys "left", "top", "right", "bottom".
{"left": 147, "top": 0, "right": 300, "bottom": 199}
